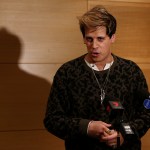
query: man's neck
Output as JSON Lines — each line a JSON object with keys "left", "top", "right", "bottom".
{"left": 84, "top": 54, "right": 114, "bottom": 71}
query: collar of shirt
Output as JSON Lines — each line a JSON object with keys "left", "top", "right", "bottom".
{"left": 84, "top": 59, "right": 114, "bottom": 71}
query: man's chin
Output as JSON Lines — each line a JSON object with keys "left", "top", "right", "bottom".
{"left": 91, "top": 57, "right": 102, "bottom": 63}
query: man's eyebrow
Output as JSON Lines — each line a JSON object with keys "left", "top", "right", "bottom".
{"left": 97, "top": 36, "right": 105, "bottom": 38}
{"left": 85, "top": 35, "right": 92, "bottom": 37}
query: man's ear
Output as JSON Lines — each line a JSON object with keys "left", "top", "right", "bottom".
{"left": 111, "top": 34, "right": 116, "bottom": 43}
{"left": 83, "top": 37, "right": 86, "bottom": 44}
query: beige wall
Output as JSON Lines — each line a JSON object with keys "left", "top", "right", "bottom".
{"left": 0, "top": 0, "right": 149, "bottom": 150}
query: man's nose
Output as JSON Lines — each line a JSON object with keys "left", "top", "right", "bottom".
{"left": 92, "top": 40, "right": 99, "bottom": 48}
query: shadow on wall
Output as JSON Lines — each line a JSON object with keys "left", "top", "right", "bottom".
{"left": 0, "top": 27, "right": 51, "bottom": 131}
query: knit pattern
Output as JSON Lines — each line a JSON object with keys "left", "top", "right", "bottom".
{"left": 44, "top": 54, "right": 150, "bottom": 150}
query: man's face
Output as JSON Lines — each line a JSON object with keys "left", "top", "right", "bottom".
{"left": 84, "top": 26, "right": 115, "bottom": 64}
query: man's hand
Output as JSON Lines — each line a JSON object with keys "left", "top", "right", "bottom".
{"left": 87, "top": 121, "right": 111, "bottom": 138}
{"left": 87, "top": 121, "right": 124, "bottom": 148}
{"left": 102, "top": 130, "right": 124, "bottom": 148}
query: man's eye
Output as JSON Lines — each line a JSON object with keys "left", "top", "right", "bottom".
{"left": 85, "top": 37, "right": 93, "bottom": 42}
{"left": 97, "top": 37, "right": 105, "bottom": 41}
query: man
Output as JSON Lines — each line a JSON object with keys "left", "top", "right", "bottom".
{"left": 44, "top": 5, "right": 150, "bottom": 150}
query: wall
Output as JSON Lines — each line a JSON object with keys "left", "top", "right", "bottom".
{"left": 0, "top": 0, "right": 149, "bottom": 150}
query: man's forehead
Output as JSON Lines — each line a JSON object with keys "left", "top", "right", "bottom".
{"left": 85, "top": 26, "right": 107, "bottom": 37}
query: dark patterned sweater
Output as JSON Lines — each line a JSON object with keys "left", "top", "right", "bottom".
{"left": 44, "top": 54, "right": 150, "bottom": 150}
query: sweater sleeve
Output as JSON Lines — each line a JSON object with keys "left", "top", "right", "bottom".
{"left": 129, "top": 64, "right": 150, "bottom": 138}
{"left": 43, "top": 66, "right": 90, "bottom": 140}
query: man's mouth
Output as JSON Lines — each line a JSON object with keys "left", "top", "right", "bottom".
{"left": 91, "top": 52, "right": 99, "bottom": 57}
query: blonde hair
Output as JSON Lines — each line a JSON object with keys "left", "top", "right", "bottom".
{"left": 78, "top": 5, "right": 116, "bottom": 38}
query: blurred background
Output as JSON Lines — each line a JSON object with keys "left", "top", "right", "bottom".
{"left": 0, "top": 0, "right": 150, "bottom": 150}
